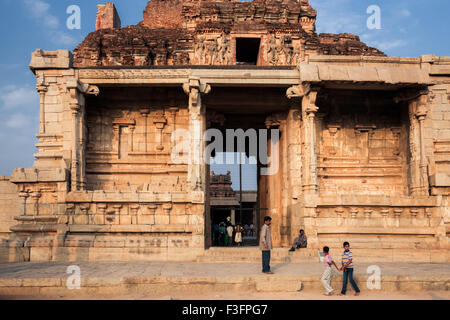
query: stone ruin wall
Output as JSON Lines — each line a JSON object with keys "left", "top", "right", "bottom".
{"left": 0, "top": 49, "right": 207, "bottom": 262}
{"left": 291, "top": 55, "right": 450, "bottom": 258}
{"left": 0, "top": 177, "right": 19, "bottom": 240}
{"left": 84, "top": 87, "right": 189, "bottom": 192}
{"left": 316, "top": 90, "right": 410, "bottom": 197}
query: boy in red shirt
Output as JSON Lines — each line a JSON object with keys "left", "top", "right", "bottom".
{"left": 322, "top": 246, "right": 340, "bottom": 296}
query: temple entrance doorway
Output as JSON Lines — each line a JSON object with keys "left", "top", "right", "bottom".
{"left": 209, "top": 153, "right": 259, "bottom": 247}
{"left": 204, "top": 86, "right": 291, "bottom": 248}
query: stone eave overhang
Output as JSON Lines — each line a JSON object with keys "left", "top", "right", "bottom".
{"left": 299, "top": 57, "right": 431, "bottom": 90}
{"left": 76, "top": 65, "right": 300, "bottom": 87}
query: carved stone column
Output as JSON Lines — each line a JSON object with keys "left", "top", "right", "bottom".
{"left": 231, "top": 208, "right": 235, "bottom": 226}
{"left": 183, "top": 77, "right": 211, "bottom": 191}
{"left": 397, "top": 89, "right": 429, "bottom": 196}
{"left": 69, "top": 101, "right": 81, "bottom": 192}
{"left": 286, "top": 84, "right": 311, "bottom": 243}
{"left": 36, "top": 74, "right": 48, "bottom": 134}
{"left": 286, "top": 84, "right": 308, "bottom": 199}
{"left": 153, "top": 112, "right": 167, "bottom": 151}
{"left": 302, "top": 87, "right": 319, "bottom": 194}
{"left": 19, "top": 191, "right": 29, "bottom": 216}
{"left": 286, "top": 103, "right": 302, "bottom": 201}
{"left": 416, "top": 94, "right": 429, "bottom": 196}
{"left": 30, "top": 192, "right": 41, "bottom": 216}
{"left": 168, "top": 107, "right": 179, "bottom": 149}
{"left": 129, "top": 125, "right": 135, "bottom": 152}
{"left": 140, "top": 109, "right": 150, "bottom": 153}
{"left": 66, "top": 80, "right": 99, "bottom": 191}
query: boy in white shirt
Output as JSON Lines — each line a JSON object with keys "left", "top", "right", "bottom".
{"left": 321, "top": 246, "right": 340, "bottom": 296}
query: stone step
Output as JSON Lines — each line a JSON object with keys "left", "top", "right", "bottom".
{"left": 0, "top": 274, "right": 448, "bottom": 297}
{"left": 198, "top": 248, "right": 450, "bottom": 263}
{"left": 197, "top": 256, "right": 319, "bottom": 263}
{"left": 203, "top": 248, "right": 317, "bottom": 257}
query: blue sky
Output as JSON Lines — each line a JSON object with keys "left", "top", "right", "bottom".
{"left": 0, "top": 0, "right": 449, "bottom": 181}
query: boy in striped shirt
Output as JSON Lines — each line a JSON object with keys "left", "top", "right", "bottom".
{"left": 339, "top": 241, "right": 360, "bottom": 296}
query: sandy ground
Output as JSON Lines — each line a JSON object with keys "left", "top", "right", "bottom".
{"left": 2, "top": 290, "right": 449, "bottom": 300}
{"left": 1, "top": 262, "right": 448, "bottom": 301}
{"left": 1, "top": 261, "right": 450, "bottom": 278}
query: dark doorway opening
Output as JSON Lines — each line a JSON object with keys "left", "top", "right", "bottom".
{"left": 236, "top": 38, "right": 261, "bottom": 65}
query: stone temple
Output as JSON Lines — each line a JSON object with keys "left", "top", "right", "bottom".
{"left": 0, "top": 0, "right": 449, "bottom": 263}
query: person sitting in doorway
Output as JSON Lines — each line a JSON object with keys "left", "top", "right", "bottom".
{"left": 234, "top": 223, "right": 243, "bottom": 246}
{"left": 226, "top": 222, "right": 234, "bottom": 246}
{"left": 289, "top": 229, "right": 307, "bottom": 251}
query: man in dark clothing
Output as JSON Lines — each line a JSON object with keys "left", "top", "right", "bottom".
{"left": 289, "top": 229, "right": 307, "bottom": 252}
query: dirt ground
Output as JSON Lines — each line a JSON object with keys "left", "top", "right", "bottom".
{"left": 2, "top": 290, "right": 449, "bottom": 300}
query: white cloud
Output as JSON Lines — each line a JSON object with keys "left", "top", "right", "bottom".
{"left": 6, "top": 113, "right": 31, "bottom": 129}
{"left": 369, "top": 39, "right": 408, "bottom": 51}
{"left": 0, "top": 86, "right": 38, "bottom": 110}
{"left": 22, "top": 0, "right": 78, "bottom": 46}
{"left": 24, "top": 0, "right": 49, "bottom": 17}
{"left": 23, "top": 0, "right": 59, "bottom": 29}
{"left": 0, "top": 85, "right": 39, "bottom": 175}
{"left": 310, "top": 0, "right": 366, "bottom": 35}
{"left": 400, "top": 9, "right": 411, "bottom": 17}
{"left": 50, "top": 30, "right": 78, "bottom": 46}
{"left": 44, "top": 15, "right": 59, "bottom": 29}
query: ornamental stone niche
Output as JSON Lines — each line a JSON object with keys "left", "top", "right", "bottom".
{"left": 0, "top": 0, "right": 449, "bottom": 263}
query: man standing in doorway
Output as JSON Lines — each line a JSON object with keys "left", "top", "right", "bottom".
{"left": 259, "top": 216, "right": 273, "bottom": 274}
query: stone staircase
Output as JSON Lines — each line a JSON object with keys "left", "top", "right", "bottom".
{"left": 196, "top": 247, "right": 319, "bottom": 263}
{"left": 196, "top": 246, "right": 450, "bottom": 263}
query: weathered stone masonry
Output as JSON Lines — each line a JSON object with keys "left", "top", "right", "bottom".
{"left": 0, "top": 0, "right": 449, "bottom": 263}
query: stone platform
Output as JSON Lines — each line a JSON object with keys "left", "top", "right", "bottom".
{"left": 196, "top": 247, "right": 450, "bottom": 263}
{"left": 0, "top": 261, "right": 448, "bottom": 298}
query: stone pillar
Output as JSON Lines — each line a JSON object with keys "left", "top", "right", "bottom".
{"left": 153, "top": 115, "right": 167, "bottom": 152}
{"left": 399, "top": 89, "right": 430, "bottom": 196}
{"left": 231, "top": 208, "right": 236, "bottom": 225}
{"left": 415, "top": 94, "right": 430, "bottom": 196}
{"left": 280, "top": 119, "right": 289, "bottom": 247}
{"left": 66, "top": 80, "right": 99, "bottom": 191}
{"left": 19, "top": 192, "right": 29, "bottom": 216}
{"left": 302, "top": 88, "right": 319, "bottom": 194}
{"left": 130, "top": 205, "right": 140, "bottom": 225}
{"left": 183, "top": 77, "right": 211, "bottom": 191}
{"left": 286, "top": 84, "right": 308, "bottom": 243}
{"left": 31, "top": 192, "right": 41, "bottom": 216}
{"left": 168, "top": 107, "right": 179, "bottom": 149}
{"left": 140, "top": 109, "right": 150, "bottom": 153}
{"left": 36, "top": 74, "right": 48, "bottom": 134}
{"left": 112, "top": 124, "right": 120, "bottom": 154}
{"left": 286, "top": 105, "right": 302, "bottom": 201}
{"left": 129, "top": 125, "right": 135, "bottom": 152}
{"left": 69, "top": 101, "right": 81, "bottom": 192}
